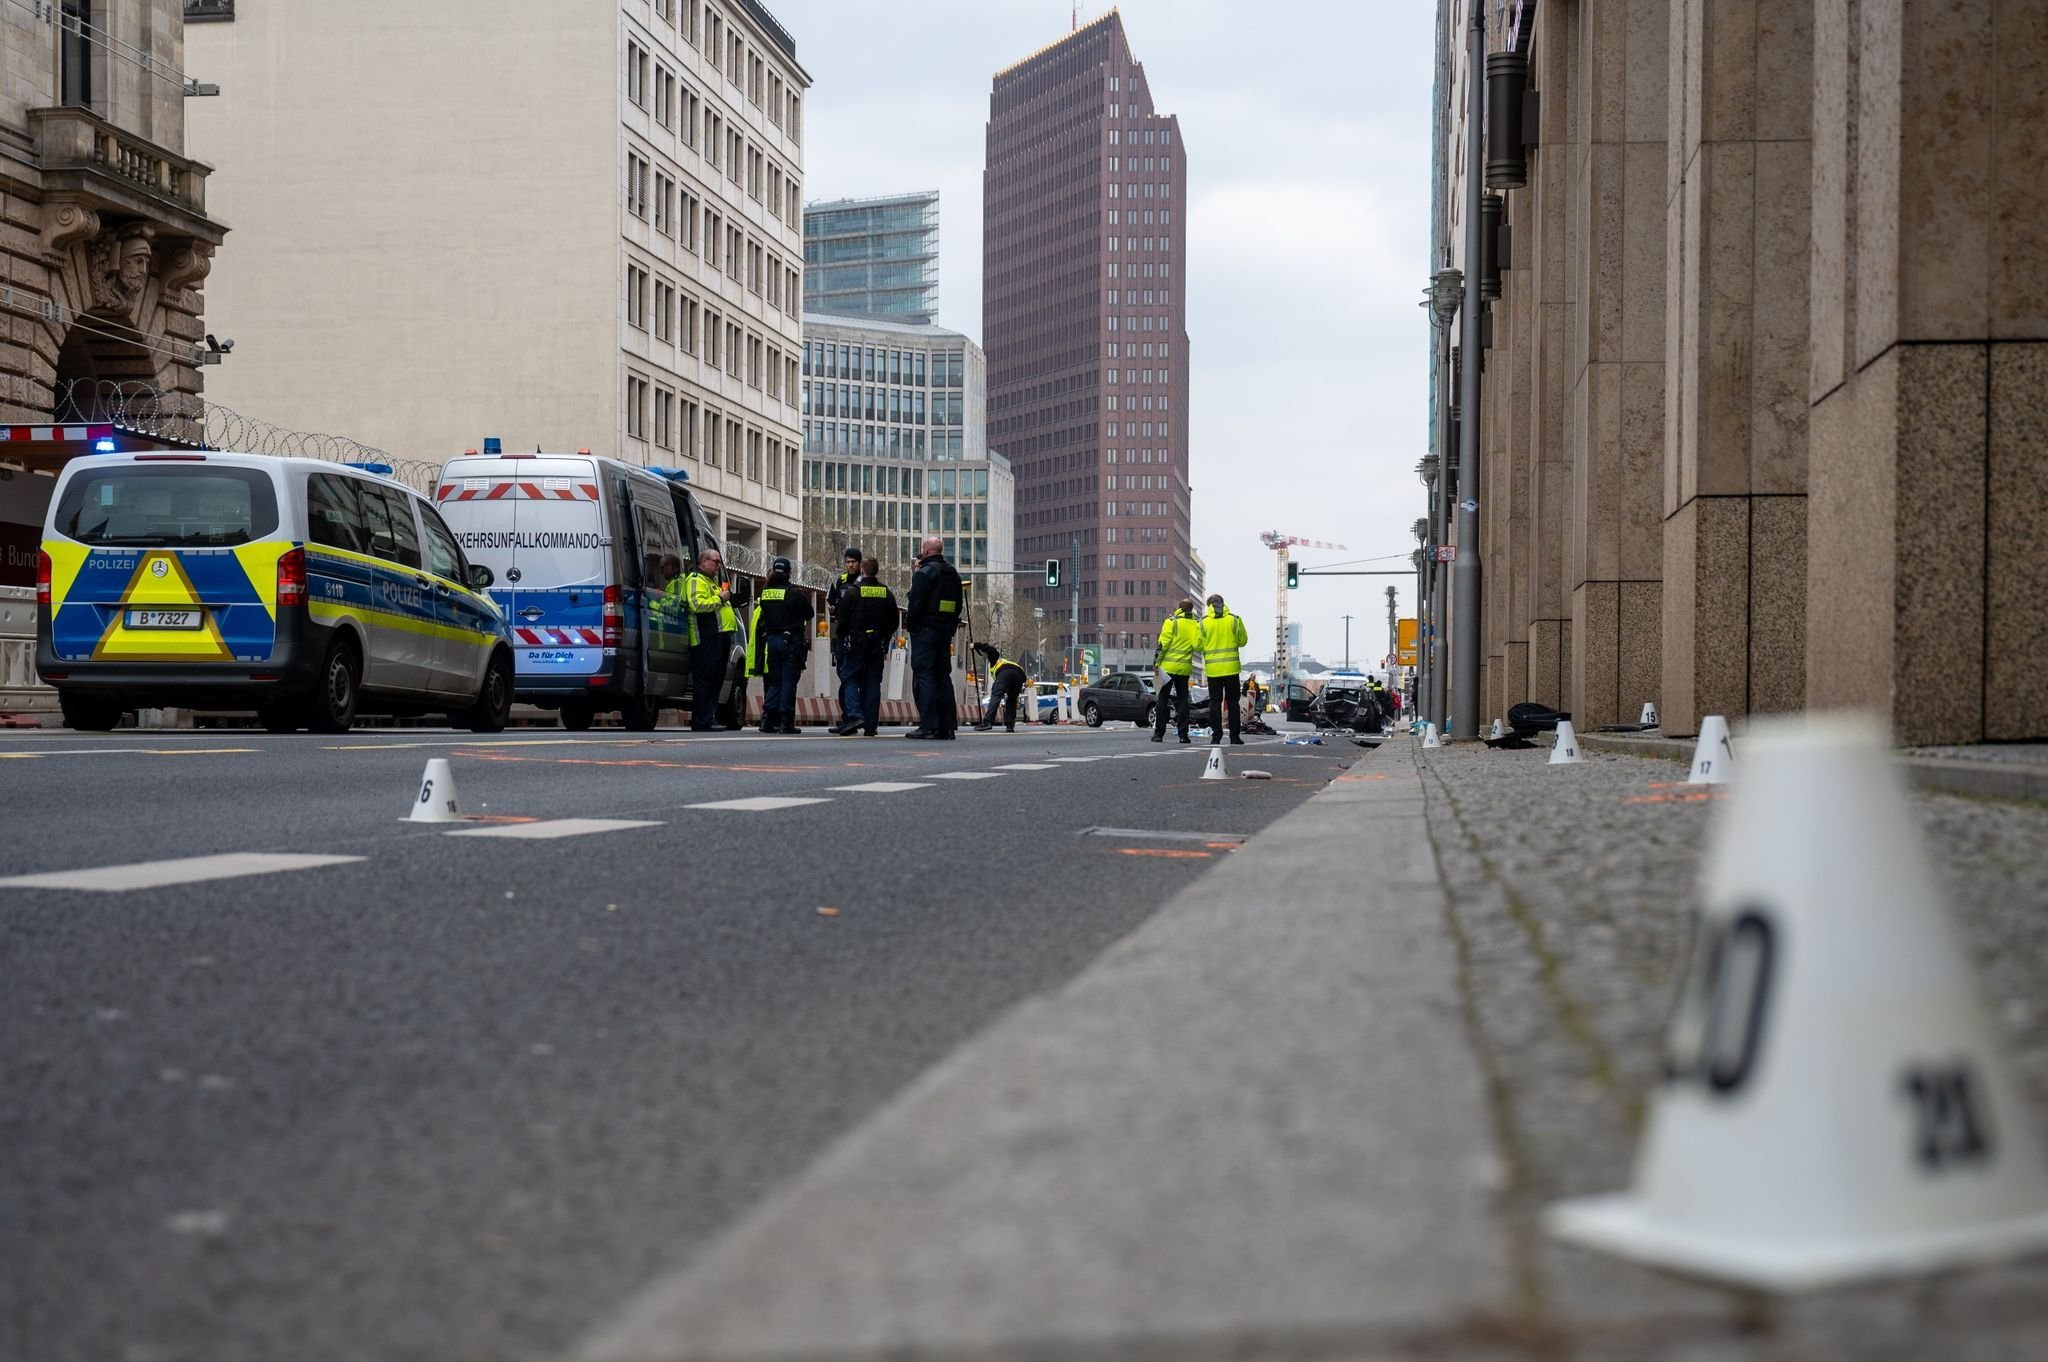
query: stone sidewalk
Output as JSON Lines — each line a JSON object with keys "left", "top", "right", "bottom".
{"left": 567, "top": 736, "right": 2048, "bottom": 1362}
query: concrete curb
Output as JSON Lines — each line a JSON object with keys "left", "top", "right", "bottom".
{"left": 1569, "top": 731, "right": 2048, "bottom": 803}
{"left": 568, "top": 743, "right": 1513, "bottom": 1362}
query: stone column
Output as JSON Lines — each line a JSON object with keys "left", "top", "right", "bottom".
{"left": 1808, "top": 0, "right": 2048, "bottom": 743}
{"left": 1568, "top": 0, "right": 1667, "bottom": 728}
{"left": 1661, "top": 0, "right": 1814, "bottom": 737}
{"left": 1523, "top": 3, "right": 1578, "bottom": 711}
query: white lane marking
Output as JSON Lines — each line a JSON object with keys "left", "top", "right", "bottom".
{"left": 828, "top": 781, "right": 935, "bottom": 793}
{"left": 443, "top": 818, "right": 664, "bottom": 840}
{"left": 0, "top": 746, "right": 258, "bottom": 759}
{"left": 686, "top": 796, "right": 834, "bottom": 811}
{"left": 992, "top": 763, "right": 1058, "bottom": 771}
{"left": 0, "top": 852, "right": 364, "bottom": 893}
{"left": 1049, "top": 756, "right": 1108, "bottom": 763}
{"left": 928, "top": 771, "right": 1004, "bottom": 781}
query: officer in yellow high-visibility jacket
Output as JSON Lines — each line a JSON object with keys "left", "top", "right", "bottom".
{"left": 680, "top": 548, "right": 738, "bottom": 731}
{"left": 1151, "top": 597, "right": 1201, "bottom": 744}
{"left": 971, "top": 642, "right": 1028, "bottom": 732}
{"left": 1198, "top": 592, "right": 1249, "bottom": 745}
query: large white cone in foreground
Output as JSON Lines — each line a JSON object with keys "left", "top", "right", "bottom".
{"left": 1546, "top": 714, "right": 2048, "bottom": 1291}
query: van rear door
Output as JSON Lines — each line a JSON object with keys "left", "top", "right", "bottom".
{"left": 437, "top": 460, "right": 608, "bottom": 684}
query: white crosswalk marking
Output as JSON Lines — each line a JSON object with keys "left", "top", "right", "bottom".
{"left": 993, "top": 763, "right": 1058, "bottom": 771}
{"left": 687, "top": 796, "right": 834, "bottom": 812}
{"left": 443, "top": 818, "right": 663, "bottom": 840}
{"left": 928, "top": 771, "right": 1004, "bottom": 781}
{"left": 1049, "top": 756, "right": 1108, "bottom": 764}
{"left": 828, "top": 782, "right": 934, "bottom": 793}
{"left": 0, "top": 852, "right": 364, "bottom": 894}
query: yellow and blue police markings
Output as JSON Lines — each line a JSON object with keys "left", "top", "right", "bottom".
{"left": 305, "top": 545, "right": 506, "bottom": 661}
{"left": 43, "top": 540, "right": 290, "bottom": 664}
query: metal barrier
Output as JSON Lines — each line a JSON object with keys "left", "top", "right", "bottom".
{"left": 0, "top": 585, "right": 54, "bottom": 716}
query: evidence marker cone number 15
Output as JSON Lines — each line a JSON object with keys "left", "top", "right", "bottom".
{"left": 407, "top": 758, "right": 464, "bottom": 823}
{"left": 1544, "top": 714, "right": 2048, "bottom": 1292}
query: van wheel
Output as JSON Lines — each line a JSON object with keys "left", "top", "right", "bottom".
{"left": 59, "top": 695, "right": 123, "bottom": 732}
{"left": 464, "top": 652, "right": 513, "bottom": 733}
{"left": 621, "top": 695, "right": 660, "bottom": 732}
{"left": 1082, "top": 701, "right": 1103, "bottom": 727}
{"left": 559, "top": 701, "right": 593, "bottom": 732}
{"left": 258, "top": 706, "right": 300, "bottom": 734}
{"left": 303, "top": 638, "right": 361, "bottom": 733}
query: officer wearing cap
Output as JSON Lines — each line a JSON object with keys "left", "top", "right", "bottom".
{"left": 684, "top": 547, "right": 737, "bottom": 732}
{"left": 747, "top": 556, "right": 814, "bottom": 734}
{"left": 832, "top": 556, "right": 898, "bottom": 736}
{"left": 1199, "top": 591, "right": 1249, "bottom": 745}
{"left": 904, "top": 535, "right": 963, "bottom": 739}
{"left": 828, "top": 546, "right": 862, "bottom": 731}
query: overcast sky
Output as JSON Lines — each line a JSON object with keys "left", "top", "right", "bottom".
{"left": 777, "top": 0, "right": 1433, "bottom": 673}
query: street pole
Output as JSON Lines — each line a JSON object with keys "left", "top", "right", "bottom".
{"left": 1068, "top": 533, "right": 1081, "bottom": 679}
{"left": 1386, "top": 585, "right": 1398, "bottom": 677}
{"left": 1432, "top": 322, "right": 1451, "bottom": 730}
{"left": 1341, "top": 614, "right": 1352, "bottom": 670}
{"left": 1451, "top": 3, "right": 1485, "bottom": 741}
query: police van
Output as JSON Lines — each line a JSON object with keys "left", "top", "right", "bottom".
{"left": 36, "top": 452, "right": 515, "bottom": 733}
{"left": 432, "top": 450, "right": 744, "bottom": 731}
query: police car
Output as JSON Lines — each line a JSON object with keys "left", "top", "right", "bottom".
{"left": 36, "top": 452, "right": 515, "bottom": 733}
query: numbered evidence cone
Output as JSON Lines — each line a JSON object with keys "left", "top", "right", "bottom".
{"left": 1491, "top": 718, "right": 1505, "bottom": 739}
{"left": 1201, "top": 743, "right": 1228, "bottom": 781}
{"left": 1641, "top": 700, "right": 1660, "bottom": 726}
{"left": 1689, "top": 714, "right": 1736, "bottom": 785}
{"left": 407, "top": 757, "right": 464, "bottom": 823}
{"left": 1545, "top": 713, "right": 2048, "bottom": 1292}
{"left": 1548, "top": 719, "right": 1583, "bottom": 765}
{"left": 1422, "top": 723, "right": 1441, "bottom": 749}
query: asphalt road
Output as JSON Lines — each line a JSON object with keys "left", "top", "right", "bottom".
{"left": 0, "top": 719, "right": 1353, "bottom": 1362}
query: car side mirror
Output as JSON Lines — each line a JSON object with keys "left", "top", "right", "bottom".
{"left": 467, "top": 563, "right": 494, "bottom": 590}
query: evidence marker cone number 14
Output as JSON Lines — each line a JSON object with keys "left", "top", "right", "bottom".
{"left": 408, "top": 758, "right": 464, "bottom": 823}
{"left": 1544, "top": 714, "right": 2048, "bottom": 1292}
{"left": 1201, "top": 744, "right": 1227, "bottom": 781}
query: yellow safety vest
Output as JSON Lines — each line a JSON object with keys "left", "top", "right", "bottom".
{"left": 684, "top": 570, "right": 737, "bottom": 647}
{"left": 1199, "top": 607, "right": 1248, "bottom": 678}
{"left": 1154, "top": 610, "right": 1200, "bottom": 676}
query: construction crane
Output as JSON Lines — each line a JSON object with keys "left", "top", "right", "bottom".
{"left": 1259, "top": 530, "right": 1346, "bottom": 683}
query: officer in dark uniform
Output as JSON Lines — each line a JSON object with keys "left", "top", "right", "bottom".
{"left": 746, "top": 557, "right": 814, "bottom": 734}
{"left": 903, "top": 535, "right": 963, "bottom": 739}
{"left": 971, "top": 642, "right": 1028, "bottom": 732}
{"left": 831, "top": 556, "right": 898, "bottom": 736}
{"left": 827, "top": 546, "right": 862, "bottom": 733}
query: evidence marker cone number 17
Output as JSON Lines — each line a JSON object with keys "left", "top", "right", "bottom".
{"left": 1690, "top": 714, "right": 1735, "bottom": 785}
{"left": 408, "top": 758, "right": 464, "bottom": 823}
{"left": 1548, "top": 720, "right": 1583, "bottom": 765}
{"left": 1544, "top": 714, "right": 2048, "bottom": 1292}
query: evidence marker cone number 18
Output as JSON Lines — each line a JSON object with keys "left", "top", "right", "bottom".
{"left": 1201, "top": 744, "right": 1227, "bottom": 781}
{"left": 1548, "top": 720, "right": 1583, "bottom": 765}
{"left": 408, "top": 758, "right": 464, "bottom": 823}
{"left": 1544, "top": 714, "right": 2048, "bottom": 1292}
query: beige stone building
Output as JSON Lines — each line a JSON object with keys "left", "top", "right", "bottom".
{"left": 1427, "top": 0, "right": 2048, "bottom": 746}
{"left": 0, "top": 0, "right": 224, "bottom": 579}
{"left": 184, "top": 0, "right": 810, "bottom": 566}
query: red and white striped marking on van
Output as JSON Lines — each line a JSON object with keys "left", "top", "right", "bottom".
{"left": 514, "top": 626, "right": 605, "bottom": 647}
{"left": 435, "top": 480, "right": 599, "bottom": 502}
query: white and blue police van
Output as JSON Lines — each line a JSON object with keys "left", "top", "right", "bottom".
{"left": 37, "top": 452, "right": 514, "bottom": 733}
{"left": 433, "top": 447, "right": 744, "bottom": 730}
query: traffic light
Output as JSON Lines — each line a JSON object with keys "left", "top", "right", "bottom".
{"left": 1045, "top": 558, "right": 1061, "bottom": 588}
{"left": 1286, "top": 561, "right": 1300, "bottom": 589}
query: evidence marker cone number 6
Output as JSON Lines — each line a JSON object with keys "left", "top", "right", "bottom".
{"left": 408, "top": 758, "right": 464, "bottom": 823}
{"left": 1544, "top": 714, "right": 2048, "bottom": 1292}
{"left": 1548, "top": 720, "right": 1583, "bottom": 765}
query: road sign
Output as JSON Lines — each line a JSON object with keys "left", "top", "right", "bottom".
{"left": 1435, "top": 546, "right": 1456, "bottom": 562}
{"left": 1397, "top": 618, "right": 1418, "bottom": 666}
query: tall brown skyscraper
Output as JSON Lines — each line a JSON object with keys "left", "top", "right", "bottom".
{"left": 984, "top": 12, "right": 1190, "bottom": 673}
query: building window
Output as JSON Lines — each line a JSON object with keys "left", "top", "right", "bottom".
{"left": 61, "top": 1, "right": 95, "bottom": 108}
{"left": 626, "top": 375, "right": 649, "bottom": 440}
{"left": 656, "top": 65, "right": 675, "bottom": 127}
{"left": 627, "top": 39, "right": 649, "bottom": 108}
{"left": 655, "top": 389, "right": 675, "bottom": 449}
{"left": 626, "top": 264, "right": 649, "bottom": 329}
{"left": 654, "top": 280, "right": 674, "bottom": 341}
{"left": 626, "top": 153, "right": 648, "bottom": 218}
{"left": 654, "top": 172, "right": 673, "bottom": 235}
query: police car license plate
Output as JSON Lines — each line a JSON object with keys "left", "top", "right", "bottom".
{"left": 125, "top": 609, "right": 204, "bottom": 630}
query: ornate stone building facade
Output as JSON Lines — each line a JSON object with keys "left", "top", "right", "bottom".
{"left": 0, "top": 0, "right": 221, "bottom": 431}
{"left": 1429, "top": 0, "right": 2048, "bottom": 746}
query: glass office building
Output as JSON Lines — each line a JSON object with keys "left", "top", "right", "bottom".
{"left": 803, "top": 191, "right": 940, "bottom": 323}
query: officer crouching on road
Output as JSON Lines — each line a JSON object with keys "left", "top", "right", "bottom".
{"left": 904, "top": 535, "right": 963, "bottom": 740}
{"left": 1199, "top": 592, "right": 1250, "bottom": 745}
{"left": 746, "top": 557, "right": 814, "bottom": 734}
{"left": 972, "top": 642, "right": 1027, "bottom": 732}
{"left": 831, "top": 556, "right": 898, "bottom": 737}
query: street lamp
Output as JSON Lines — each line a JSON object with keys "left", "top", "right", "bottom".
{"left": 1427, "top": 268, "right": 1464, "bottom": 327}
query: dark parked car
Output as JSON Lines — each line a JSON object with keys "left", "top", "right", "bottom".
{"left": 1079, "top": 672, "right": 1210, "bottom": 728}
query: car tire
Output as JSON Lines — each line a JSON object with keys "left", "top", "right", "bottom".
{"left": 59, "top": 695, "right": 123, "bottom": 732}
{"left": 622, "top": 694, "right": 661, "bottom": 732}
{"left": 258, "top": 706, "right": 300, "bottom": 734}
{"left": 1082, "top": 701, "right": 1102, "bottom": 727}
{"left": 1142, "top": 703, "right": 1156, "bottom": 730}
{"left": 559, "top": 701, "right": 594, "bottom": 732}
{"left": 303, "top": 638, "right": 361, "bottom": 734}
{"left": 463, "top": 651, "right": 513, "bottom": 733}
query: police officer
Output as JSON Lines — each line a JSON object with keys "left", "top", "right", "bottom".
{"left": 1151, "top": 597, "right": 1200, "bottom": 744}
{"left": 682, "top": 547, "right": 737, "bottom": 732}
{"left": 972, "top": 642, "right": 1027, "bottom": 732}
{"left": 1199, "top": 592, "right": 1249, "bottom": 745}
{"left": 831, "top": 556, "right": 898, "bottom": 737}
{"left": 903, "top": 534, "right": 963, "bottom": 740}
{"left": 746, "top": 557, "right": 814, "bottom": 734}
{"left": 827, "top": 546, "right": 862, "bottom": 730}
